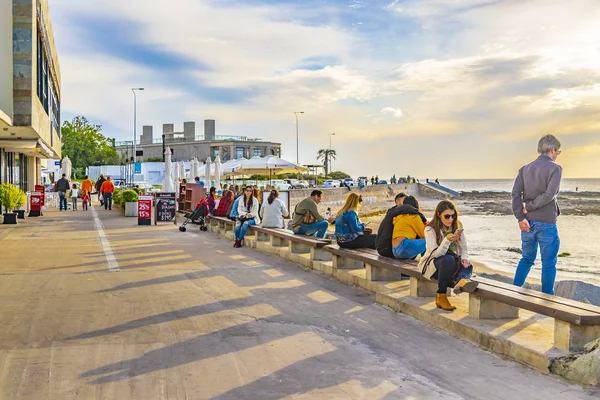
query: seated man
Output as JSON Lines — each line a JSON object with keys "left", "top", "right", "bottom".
{"left": 376, "top": 192, "right": 427, "bottom": 257}
{"left": 291, "top": 190, "right": 336, "bottom": 238}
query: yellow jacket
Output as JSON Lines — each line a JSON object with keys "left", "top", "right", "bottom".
{"left": 392, "top": 214, "right": 425, "bottom": 240}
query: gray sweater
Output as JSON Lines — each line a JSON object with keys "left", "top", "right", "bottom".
{"left": 511, "top": 155, "right": 562, "bottom": 224}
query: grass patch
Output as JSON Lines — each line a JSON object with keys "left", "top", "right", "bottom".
{"left": 558, "top": 252, "right": 571, "bottom": 257}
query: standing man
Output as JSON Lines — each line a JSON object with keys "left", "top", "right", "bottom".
{"left": 95, "top": 174, "right": 106, "bottom": 206}
{"left": 291, "top": 190, "right": 336, "bottom": 238}
{"left": 100, "top": 176, "right": 115, "bottom": 211}
{"left": 56, "top": 173, "right": 70, "bottom": 211}
{"left": 512, "top": 134, "right": 562, "bottom": 295}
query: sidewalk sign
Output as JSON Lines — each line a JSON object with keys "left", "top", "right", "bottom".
{"left": 138, "top": 195, "right": 153, "bottom": 226}
{"left": 155, "top": 192, "right": 176, "bottom": 225}
{"left": 35, "top": 185, "right": 46, "bottom": 207}
{"left": 29, "top": 192, "right": 42, "bottom": 217}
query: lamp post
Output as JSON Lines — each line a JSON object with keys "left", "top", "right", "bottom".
{"left": 328, "top": 132, "right": 335, "bottom": 175}
{"left": 131, "top": 88, "right": 144, "bottom": 166}
{"left": 293, "top": 111, "right": 304, "bottom": 164}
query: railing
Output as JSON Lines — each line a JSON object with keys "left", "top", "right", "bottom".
{"left": 115, "top": 134, "right": 264, "bottom": 147}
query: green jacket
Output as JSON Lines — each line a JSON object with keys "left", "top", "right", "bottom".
{"left": 292, "top": 197, "right": 324, "bottom": 227}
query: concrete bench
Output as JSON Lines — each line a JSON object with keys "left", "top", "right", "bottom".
{"left": 206, "top": 215, "right": 235, "bottom": 233}
{"left": 471, "top": 277, "right": 600, "bottom": 352}
{"left": 251, "top": 226, "right": 332, "bottom": 261}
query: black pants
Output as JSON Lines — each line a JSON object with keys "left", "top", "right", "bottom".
{"left": 104, "top": 193, "right": 113, "bottom": 210}
{"left": 339, "top": 234, "right": 377, "bottom": 249}
{"left": 431, "top": 254, "right": 459, "bottom": 294}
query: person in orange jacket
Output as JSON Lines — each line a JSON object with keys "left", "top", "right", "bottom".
{"left": 81, "top": 175, "right": 94, "bottom": 197}
{"left": 99, "top": 176, "right": 115, "bottom": 210}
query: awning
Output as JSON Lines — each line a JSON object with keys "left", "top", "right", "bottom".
{"left": 0, "top": 139, "right": 57, "bottom": 158}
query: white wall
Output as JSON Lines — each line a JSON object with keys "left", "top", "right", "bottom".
{"left": 0, "top": 0, "right": 13, "bottom": 121}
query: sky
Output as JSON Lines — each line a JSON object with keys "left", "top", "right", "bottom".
{"left": 48, "top": 0, "right": 600, "bottom": 179}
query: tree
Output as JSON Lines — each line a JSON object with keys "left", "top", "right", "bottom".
{"left": 329, "top": 171, "right": 350, "bottom": 179}
{"left": 316, "top": 149, "right": 337, "bottom": 176}
{"left": 61, "top": 116, "right": 121, "bottom": 177}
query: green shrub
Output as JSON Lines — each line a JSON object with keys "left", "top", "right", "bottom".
{"left": 112, "top": 188, "right": 123, "bottom": 207}
{"left": 122, "top": 190, "right": 138, "bottom": 204}
{"left": 0, "top": 183, "right": 26, "bottom": 212}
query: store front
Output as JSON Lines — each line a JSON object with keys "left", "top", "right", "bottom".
{"left": 0, "top": 149, "right": 29, "bottom": 190}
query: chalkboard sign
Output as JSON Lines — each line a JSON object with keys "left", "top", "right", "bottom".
{"left": 155, "top": 192, "right": 176, "bottom": 224}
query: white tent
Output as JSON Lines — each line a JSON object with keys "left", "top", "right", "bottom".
{"left": 214, "top": 154, "right": 222, "bottom": 191}
{"left": 234, "top": 155, "right": 307, "bottom": 176}
{"left": 161, "top": 147, "right": 176, "bottom": 192}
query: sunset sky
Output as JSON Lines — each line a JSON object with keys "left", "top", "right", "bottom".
{"left": 50, "top": 0, "right": 600, "bottom": 178}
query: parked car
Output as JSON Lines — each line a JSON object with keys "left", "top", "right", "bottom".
{"left": 343, "top": 178, "right": 355, "bottom": 186}
{"left": 288, "top": 179, "right": 309, "bottom": 189}
{"left": 133, "top": 181, "right": 157, "bottom": 193}
{"left": 271, "top": 179, "right": 293, "bottom": 191}
{"left": 377, "top": 180, "right": 389, "bottom": 185}
{"left": 322, "top": 180, "right": 340, "bottom": 188}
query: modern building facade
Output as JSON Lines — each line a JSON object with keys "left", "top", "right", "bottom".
{"left": 0, "top": 0, "right": 61, "bottom": 192}
{"left": 115, "top": 120, "right": 281, "bottom": 163}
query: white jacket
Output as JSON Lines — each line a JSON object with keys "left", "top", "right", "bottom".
{"left": 259, "top": 198, "right": 289, "bottom": 228}
{"left": 417, "top": 225, "right": 469, "bottom": 280}
{"left": 237, "top": 196, "right": 261, "bottom": 225}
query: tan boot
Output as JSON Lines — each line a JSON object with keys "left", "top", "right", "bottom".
{"left": 453, "top": 279, "right": 479, "bottom": 295}
{"left": 436, "top": 293, "right": 456, "bottom": 311}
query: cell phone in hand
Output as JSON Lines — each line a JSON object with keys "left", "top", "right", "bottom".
{"left": 455, "top": 228, "right": 464, "bottom": 234}
{"left": 364, "top": 221, "right": 371, "bottom": 226}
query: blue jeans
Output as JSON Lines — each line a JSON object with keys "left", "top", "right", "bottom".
{"left": 59, "top": 191, "right": 67, "bottom": 210}
{"left": 392, "top": 238, "right": 426, "bottom": 259}
{"left": 513, "top": 222, "right": 560, "bottom": 295}
{"left": 235, "top": 219, "right": 256, "bottom": 241}
{"left": 293, "top": 221, "right": 329, "bottom": 238}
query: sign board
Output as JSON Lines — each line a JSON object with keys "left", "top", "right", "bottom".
{"left": 138, "top": 195, "right": 153, "bottom": 226}
{"left": 29, "top": 192, "right": 42, "bottom": 217}
{"left": 54, "top": 161, "right": 61, "bottom": 166}
{"left": 35, "top": 184, "right": 45, "bottom": 206}
{"left": 155, "top": 192, "right": 176, "bottom": 224}
{"left": 134, "top": 162, "right": 142, "bottom": 174}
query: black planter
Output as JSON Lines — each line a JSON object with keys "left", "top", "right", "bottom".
{"left": 16, "top": 210, "right": 25, "bottom": 219}
{"left": 3, "top": 213, "right": 18, "bottom": 224}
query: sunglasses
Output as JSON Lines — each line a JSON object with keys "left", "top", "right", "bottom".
{"left": 442, "top": 214, "right": 456, "bottom": 220}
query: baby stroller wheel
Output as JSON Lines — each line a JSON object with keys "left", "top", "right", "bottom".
{"left": 201, "top": 226, "right": 208, "bottom": 231}
{"left": 179, "top": 226, "right": 187, "bottom": 232}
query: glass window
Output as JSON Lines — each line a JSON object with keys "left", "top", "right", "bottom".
{"left": 253, "top": 148, "right": 262, "bottom": 157}
{"left": 235, "top": 147, "right": 245, "bottom": 159}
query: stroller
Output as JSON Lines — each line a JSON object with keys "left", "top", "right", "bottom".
{"left": 179, "top": 199, "right": 209, "bottom": 232}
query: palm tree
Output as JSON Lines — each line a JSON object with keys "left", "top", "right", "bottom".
{"left": 317, "top": 149, "right": 337, "bottom": 176}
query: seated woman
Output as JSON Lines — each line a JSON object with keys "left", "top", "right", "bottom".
{"left": 334, "top": 193, "right": 376, "bottom": 249}
{"left": 206, "top": 187, "right": 218, "bottom": 215}
{"left": 259, "top": 188, "right": 289, "bottom": 228}
{"left": 391, "top": 196, "right": 426, "bottom": 259}
{"left": 215, "top": 190, "right": 233, "bottom": 217}
{"left": 234, "top": 187, "right": 260, "bottom": 248}
{"left": 418, "top": 200, "right": 478, "bottom": 311}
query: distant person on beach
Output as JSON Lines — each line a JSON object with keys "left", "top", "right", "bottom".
{"left": 371, "top": 177, "right": 375, "bottom": 185}
{"left": 391, "top": 196, "right": 427, "bottom": 259}
{"left": 334, "top": 193, "right": 376, "bottom": 249}
{"left": 375, "top": 175, "right": 379, "bottom": 184}
{"left": 291, "top": 190, "right": 336, "bottom": 238}
{"left": 259, "top": 188, "right": 289, "bottom": 229}
{"left": 325, "top": 207, "right": 331, "bottom": 219}
{"left": 426, "top": 178, "right": 429, "bottom": 183}
{"left": 435, "top": 178, "right": 439, "bottom": 185}
{"left": 418, "top": 200, "right": 477, "bottom": 311}
{"left": 511, "top": 134, "right": 562, "bottom": 295}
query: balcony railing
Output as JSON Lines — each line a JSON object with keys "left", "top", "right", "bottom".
{"left": 115, "top": 134, "right": 265, "bottom": 147}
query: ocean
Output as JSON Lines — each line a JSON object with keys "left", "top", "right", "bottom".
{"left": 438, "top": 178, "right": 600, "bottom": 193}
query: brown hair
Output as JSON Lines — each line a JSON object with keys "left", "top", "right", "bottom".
{"left": 428, "top": 200, "right": 460, "bottom": 245}
{"left": 337, "top": 193, "right": 362, "bottom": 216}
{"left": 268, "top": 188, "right": 279, "bottom": 204}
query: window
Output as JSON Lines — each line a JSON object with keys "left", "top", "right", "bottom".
{"left": 37, "top": 30, "right": 60, "bottom": 135}
{"left": 253, "top": 148, "right": 262, "bottom": 157}
{"left": 235, "top": 147, "right": 245, "bottom": 159}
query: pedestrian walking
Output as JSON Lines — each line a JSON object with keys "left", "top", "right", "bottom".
{"left": 375, "top": 175, "right": 379, "bottom": 184}
{"left": 81, "top": 190, "right": 90, "bottom": 211}
{"left": 100, "top": 176, "right": 115, "bottom": 211}
{"left": 56, "top": 173, "right": 70, "bottom": 211}
{"left": 81, "top": 176, "right": 94, "bottom": 198}
{"left": 70, "top": 184, "right": 79, "bottom": 211}
{"left": 512, "top": 134, "right": 562, "bottom": 295}
{"left": 95, "top": 175, "right": 106, "bottom": 206}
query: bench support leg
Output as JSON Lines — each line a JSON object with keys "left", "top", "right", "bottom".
{"left": 366, "top": 264, "right": 404, "bottom": 281}
{"left": 290, "top": 241, "right": 311, "bottom": 254}
{"left": 409, "top": 277, "right": 438, "bottom": 297}
{"left": 468, "top": 294, "right": 519, "bottom": 319}
{"left": 270, "top": 236, "right": 289, "bottom": 247}
{"left": 311, "top": 248, "right": 332, "bottom": 262}
{"left": 257, "top": 232, "right": 270, "bottom": 242}
{"left": 555, "top": 320, "right": 600, "bottom": 352}
{"left": 332, "top": 255, "right": 362, "bottom": 269}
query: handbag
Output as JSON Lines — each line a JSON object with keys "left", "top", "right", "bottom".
{"left": 336, "top": 213, "right": 362, "bottom": 244}
{"left": 420, "top": 247, "right": 461, "bottom": 278}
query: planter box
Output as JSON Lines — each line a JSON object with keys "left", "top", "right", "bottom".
{"left": 16, "top": 210, "right": 25, "bottom": 219}
{"left": 2, "top": 213, "right": 17, "bottom": 224}
{"left": 125, "top": 202, "right": 138, "bottom": 217}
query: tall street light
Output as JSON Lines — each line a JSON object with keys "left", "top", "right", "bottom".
{"left": 294, "top": 111, "right": 304, "bottom": 165}
{"left": 131, "top": 88, "right": 144, "bottom": 165}
{"left": 328, "top": 132, "right": 335, "bottom": 174}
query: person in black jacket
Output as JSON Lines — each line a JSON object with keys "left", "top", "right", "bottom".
{"left": 376, "top": 192, "right": 427, "bottom": 257}
{"left": 56, "top": 174, "right": 70, "bottom": 211}
{"left": 95, "top": 175, "right": 106, "bottom": 206}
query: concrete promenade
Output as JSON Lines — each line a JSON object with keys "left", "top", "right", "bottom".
{"left": 0, "top": 204, "right": 598, "bottom": 399}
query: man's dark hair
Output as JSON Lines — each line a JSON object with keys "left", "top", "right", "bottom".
{"left": 84, "top": 175, "right": 88, "bottom": 179}
{"left": 195, "top": 176, "right": 200, "bottom": 181}
{"left": 395, "top": 192, "right": 406, "bottom": 201}
{"left": 403, "top": 195, "right": 419, "bottom": 209}
{"left": 311, "top": 190, "right": 323, "bottom": 197}
{"left": 62, "top": 174, "right": 66, "bottom": 177}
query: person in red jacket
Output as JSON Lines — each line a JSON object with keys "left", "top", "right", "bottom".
{"left": 99, "top": 176, "right": 115, "bottom": 210}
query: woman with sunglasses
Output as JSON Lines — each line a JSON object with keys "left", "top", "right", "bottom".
{"left": 418, "top": 200, "right": 477, "bottom": 311}
{"left": 234, "top": 187, "right": 260, "bottom": 248}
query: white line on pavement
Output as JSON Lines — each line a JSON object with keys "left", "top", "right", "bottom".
{"left": 91, "top": 205, "right": 120, "bottom": 272}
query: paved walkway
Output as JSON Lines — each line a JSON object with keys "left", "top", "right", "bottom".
{"left": 0, "top": 203, "right": 598, "bottom": 399}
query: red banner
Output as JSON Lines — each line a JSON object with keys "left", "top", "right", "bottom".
{"left": 35, "top": 185, "right": 45, "bottom": 206}
{"left": 138, "top": 196, "right": 153, "bottom": 225}
{"left": 30, "top": 192, "right": 42, "bottom": 211}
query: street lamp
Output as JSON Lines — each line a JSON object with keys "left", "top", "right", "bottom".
{"left": 328, "top": 132, "right": 335, "bottom": 173}
{"left": 294, "top": 111, "right": 304, "bottom": 164}
{"left": 131, "top": 88, "right": 144, "bottom": 165}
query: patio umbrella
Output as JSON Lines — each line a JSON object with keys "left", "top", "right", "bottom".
{"left": 61, "top": 156, "right": 72, "bottom": 180}
{"left": 234, "top": 156, "right": 307, "bottom": 183}
{"left": 161, "top": 147, "right": 176, "bottom": 192}
{"left": 214, "top": 154, "right": 222, "bottom": 191}
{"left": 178, "top": 162, "right": 186, "bottom": 183}
{"left": 172, "top": 160, "right": 179, "bottom": 185}
{"left": 204, "top": 156, "right": 212, "bottom": 188}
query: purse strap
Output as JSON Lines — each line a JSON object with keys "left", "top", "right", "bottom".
{"left": 420, "top": 246, "right": 439, "bottom": 275}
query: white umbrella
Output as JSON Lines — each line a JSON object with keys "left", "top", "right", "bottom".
{"left": 214, "top": 154, "right": 222, "bottom": 191}
{"left": 61, "top": 156, "right": 72, "bottom": 180}
{"left": 193, "top": 158, "right": 201, "bottom": 183}
{"left": 172, "top": 160, "right": 179, "bottom": 184}
{"left": 178, "top": 162, "right": 186, "bottom": 183}
{"left": 204, "top": 156, "right": 212, "bottom": 188}
{"left": 161, "top": 147, "right": 176, "bottom": 192}
{"left": 234, "top": 155, "right": 307, "bottom": 176}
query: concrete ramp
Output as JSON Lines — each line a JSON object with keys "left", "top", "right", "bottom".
{"left": 427, "top": 182, "right": 460, "bottom": 197}
{"left": 417, "top": 183, "right": 460, "bottom": 199}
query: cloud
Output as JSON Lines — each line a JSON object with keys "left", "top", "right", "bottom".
{"left": 381, "top": 107, "right": 403, "bottom": 118}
